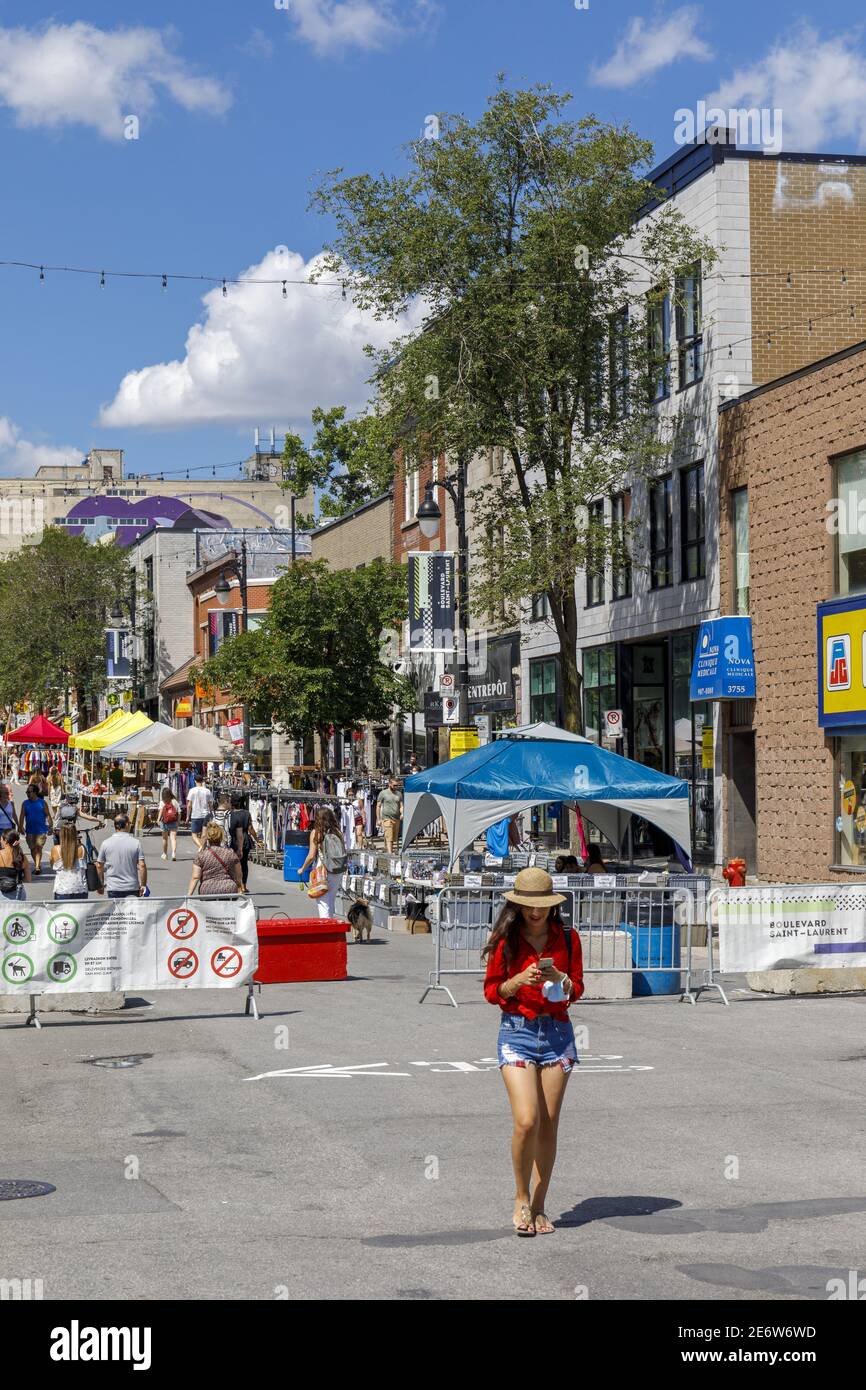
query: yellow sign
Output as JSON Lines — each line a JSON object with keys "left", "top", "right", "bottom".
{"left": 701, "top": 726, "right": 714, "bottom": 770}
{"left": 63, "top": 717, "right": 72, "bottom": 733}
{"left": 175, "top": 699, "right": 193, "bottom": 717}
{"left": 818, "top": 598, "right": 866, "bottom": 726}
{"left": 843, "top": 779, "right": 857, "bottom": 815}
{"left": 857, "top": 805, "right": 866, "bottom": 835}
{"left": 450, "top": 728, "right": 480, "bottom": 759}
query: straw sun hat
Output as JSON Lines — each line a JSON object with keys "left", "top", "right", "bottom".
{"left": 503, "top": 867, "right": 566, "bottom": 908}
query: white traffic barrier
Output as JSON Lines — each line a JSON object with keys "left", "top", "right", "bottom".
{"left": 710, "top": 883, "right": 866, "bottom": 974}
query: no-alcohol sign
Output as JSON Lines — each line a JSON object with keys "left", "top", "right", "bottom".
{"left": 210, "top": 947, "right": 243, "bottom": 979}
{"left": 168, "top": 947, "right": 199, "bottom": 979}
{"left": 167, "top": 908, "right": 199, "bottom": 940}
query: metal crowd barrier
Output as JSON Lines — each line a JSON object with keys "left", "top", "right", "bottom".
{"left": 419, "top": 882, "right": 727, "bottom": 1008}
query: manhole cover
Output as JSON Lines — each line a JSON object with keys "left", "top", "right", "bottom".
{"left": 83, "top": 1054, "right": 153, "bottom": 1070}
{"left": 0, "top": 1180, "right": 56, "bottom": 1201}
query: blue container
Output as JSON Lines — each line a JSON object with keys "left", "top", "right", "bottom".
{"left": 624, "top": 921, "right": 681, "bottom": 996}
{"left": 283, "top": 844, "right": 311, "bottom": 883}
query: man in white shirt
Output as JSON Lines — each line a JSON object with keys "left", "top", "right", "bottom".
{"left": 186, "top": 781, "right": 214, "bottom": 849}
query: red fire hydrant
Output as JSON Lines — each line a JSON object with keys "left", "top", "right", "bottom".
{"left": 723, "top": 858, "right": 747, "bottom": 887}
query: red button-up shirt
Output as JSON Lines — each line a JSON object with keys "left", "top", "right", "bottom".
{"left": 484, "top": 922, "right": 584, "bottom": 1020}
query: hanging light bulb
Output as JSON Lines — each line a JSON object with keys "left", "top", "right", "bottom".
{"left": 842, "top": 268, "right": 848, "bottom": 285}
{"left": 162, "top": 274, "right": 168, "bottom": 292}
{"left": 222, "top": 279, "right": 228, "bottom": 297}
{"left": 342, "top": 282, "right": 347, "bottom": 301}
{"left": 728, "top": 344, "right": 733, "bottom": 359}
{"left": 786, "top": 271, "right": 792, "bottom": 286}
{"left": 39, "top": 266, "right": 45, "bottom": 283}
{"left": 808, "top": 319, "right": 813, "bottom": 333}
{"left": 100, "top": 270, "right": 105, "bottom": 288}
{"left": 851, "top": 304, "right": 856, "bottom": 318}
{"left": 767, "top": 333, "right": 772, "bottom": 348}
{"left": 282, "top": 281, "right": 287, "bottom": 299}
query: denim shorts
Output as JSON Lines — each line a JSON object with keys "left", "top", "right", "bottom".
{"left": 497, "top": 1013, "right": 579, "bottom": 1073}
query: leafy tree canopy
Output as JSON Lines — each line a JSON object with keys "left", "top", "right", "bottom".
{"left": 194, "top": 557, "right": 414, "bottom": 743}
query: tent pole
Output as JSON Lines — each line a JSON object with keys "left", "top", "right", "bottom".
{"left": 627, "top": 816, "right": 634, "bottom": 867}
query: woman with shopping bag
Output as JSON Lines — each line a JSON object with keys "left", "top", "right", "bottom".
{"left": 298, "top": 808, "right": 347, "bottom": 919}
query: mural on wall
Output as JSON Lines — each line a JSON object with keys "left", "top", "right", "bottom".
{"left": 59, "top": 496, "right": 231, "bottom": 547}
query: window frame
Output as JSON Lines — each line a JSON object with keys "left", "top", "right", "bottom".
{"left": 647, "top": 289, "right": 671, "bottom": 403}
{"left": 586, "top": 498, "right": 606, "bottom": 607}
{"left": 731, "top": 486, "right": 750, "bottom": 615}
{"left": 680, "top": 462, "right": 706, "bottom": 582}
{"left": 675, "top": 262, "right": 703, "bottom": 389}
{"left": 609, "top": 308, "right": 630, "bottom": 421}
{"left": 611, "top": 490, "right": 632, "bottom": 599}
{"left": 649, "top": 475, "right": 673, "bottom": 590}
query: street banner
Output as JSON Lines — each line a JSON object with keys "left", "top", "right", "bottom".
{"left": 714, "top": 885, "right": 866, "bottom": 972}
{"left": 226, "top": 718, "right": 244, "bottom": 744}
{"left": 690, "top": 617, "right": 755, "bottom": 700}
{"left": 0, "top": 897, "right": 257, "bottom": 994}
{"left": 408, "top": 553, "right": 456, "bottom": 653}
{"left": 105, "top": 628, "right": 132, "bottom": 680}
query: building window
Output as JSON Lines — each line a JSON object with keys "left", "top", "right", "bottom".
{"left": 208, "top": 610, "right": 239, "bottom": 657}
{"left": 531, "top": 592, "right": 551, "bottom": 621}
{"left": 611, "top": 491, "right": 632, "bottom": 599}
{"left": 529, "top": 657, "right": 559, "bottom": 724}
{"left": 650, "top": 476, "right": 673, "bottom": 588}
{"left": 144, "top": 557, "right": 154, "bottom": 598}
{"left": 586, "top": 499, "right": 605, "bottom": 606}
{"left": 609, "top": 309, "right": 629, "bottom": 419}
{"left": 732, "top": 488, "right": 750, "bottom": 614}
{"left": 835, "top": 450, "right": 866, "bottom": 595}
{"left": 680, "top": 462, "right": 706, "bottom": 581}
{"left": 583, "top": 645, "right": 616, "bottom": 745}
{"left": 676, "top": 262, "right": 703, "bottom": 387}
{"left": 647, "top": 290, "right": 671, "bottom": 402}
{"left": 583, "top": 335, "right": 605, "bottom": 436}
{"left": 403, "top": 466, "right": 420, "bottom": 524}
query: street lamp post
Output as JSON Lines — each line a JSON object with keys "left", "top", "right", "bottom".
{"left": 214, "top": 538, "right": 250, "bottom": 764}
{"left": 416, "top": 454, "right": 470, "bottom": 728}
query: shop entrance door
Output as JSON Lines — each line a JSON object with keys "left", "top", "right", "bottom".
{"left": 632, "top": 644, "right": 667, "bottom": 773}
{"left": 728, "top": 732, "right": 757, "bottom": 870}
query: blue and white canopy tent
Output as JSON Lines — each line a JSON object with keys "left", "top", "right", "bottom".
{"left": 401, "top": 722, "right": 692, "bottom": 865}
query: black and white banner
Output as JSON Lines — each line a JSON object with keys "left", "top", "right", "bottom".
{"left": 408, "top": 552, "right": 456, "bottom": 653}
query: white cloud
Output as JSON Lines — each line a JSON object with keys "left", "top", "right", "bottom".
{"left": 0, "top": 22, "right": 231, "bottom": 140}
{"left": 284, "top": 0, "right": 439, "bottom": 58}
{"left": 99, "top": 247, "right": 425, "bottom": 430}
{"left": 591, "top": 6, "right": 713, "bottom": 89}
{"left": 707, "top": 24, "right": 866, "bottom": 151}
{"left": 0, "top": 418, "right": 82, "bottom": 477}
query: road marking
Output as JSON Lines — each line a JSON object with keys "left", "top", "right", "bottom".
{"left": 245, "top": 1057, "right": 653, "bottom": 1081}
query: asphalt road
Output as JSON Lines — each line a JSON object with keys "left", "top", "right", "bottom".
{"left": 2, "top": 817, "right": 866, "bottom": 1301}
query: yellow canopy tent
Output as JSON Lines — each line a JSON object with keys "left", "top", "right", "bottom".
{"left": 68, "top": 709, "right": 127, "bottom": 750}
{"left": 71, "top": 710, "right": 152, "bottom": 752}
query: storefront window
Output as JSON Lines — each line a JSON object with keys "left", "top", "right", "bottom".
{"left": 672, "top": 632, "right": 714, "bottom": 860}
{"left": 732, "top": 488, "right": 750, "bottom": 614}
{"left": 583, "top": 645, "right": 616, "bottom": 744}
{"left": 633, "top": 643, "right": 666, "bottom": 773}
{"left": 838, "top": 738, "right": 866, "bottom": 866}
{"left": 530, "top": 657, "right": 559, "bottom": 723}
{"left": 835, "top": 451, "right": 866, "bottom": 595}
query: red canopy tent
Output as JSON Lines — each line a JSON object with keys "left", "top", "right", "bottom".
{"left": 4, "top": 714, "right": 69, "bottom": 745}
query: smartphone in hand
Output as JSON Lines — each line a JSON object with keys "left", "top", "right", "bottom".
{"left": 538, "top": 957, "right": 556, "bottom": 978}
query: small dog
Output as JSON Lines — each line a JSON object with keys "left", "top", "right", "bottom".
{"left": 347, "top": 899, "right": 373, "bottom": 943}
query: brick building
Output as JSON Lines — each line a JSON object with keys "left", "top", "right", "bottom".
{"left": 718, "top": 337, "right": 866, "bottom": 881}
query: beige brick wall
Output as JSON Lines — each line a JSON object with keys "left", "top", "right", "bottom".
{"left": 719, "top": 343, "right": 866, "bottom": 881}
{"left": 750, "top": 161, "right": 866, "bottom": 384}
{"left": 311, "top": 494, "right": 393, "bottom": 570}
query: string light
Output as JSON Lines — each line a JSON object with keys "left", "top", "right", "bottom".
{"left": 39, "top": 266, "right": 44, "bottom": 283}
{"left": 282, "top": 281, "right": 287, "bottom": 299}
{"left": 222, "top": 279, "right": 227, "bottom": 298}
{"left": 161, "top": 274, "right": 168, "bottom": 292}
{"left": 100, "top": 270, "right": 105, "bottom": 288}
{"left": 786, "top": 271, "right": 792, "bottom": 286}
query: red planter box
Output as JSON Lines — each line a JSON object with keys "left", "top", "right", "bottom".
{"left": 255, "top": 917, "right": 350, "bottom": 984}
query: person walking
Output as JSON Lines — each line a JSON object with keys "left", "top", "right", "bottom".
{"left": 47, "top": 768, "right": 64, "bottom": 818}
{"left": 228, "top": 791, "right": 257, "bottom": 892}
{"left": 482, "top": 867, "right": 584, "bottom": 1238}
{"left": 96, "top": 814, "right": 147, "bottom": 899}
{"left": 186, "top": 779, "right": 213, "bottom": 849}
{"left": 187, "top": 822, "right": 243, "bottom": 897}
{"left": 376, "top": 778, "right": 402, "bottom": 855}
{"left": 9, "top": 753, "right": 20, "bottom": 785}
{"left": 49, "top": 824, "right": 89, "bottom": 901}
{"left": 158, "top": 787, "right": 180, "bottom": 861}
{"left": 298, "top": 807, "right": 347, "bottom": 918}
{"left": 0, "top": 830, "right": 31, "bottom": 901}
{"left": 0, "top": 782, "right": 18, "bottom": 839}
{"left": 18, "top": 782, "right": 53, "bottom": 875}
{"left": 353, "top": 793, "right": 367, "bottom": 849}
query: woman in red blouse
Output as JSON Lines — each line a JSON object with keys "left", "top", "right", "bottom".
{"left": 483, "top": 867, "right": 584, "bottom": 1237}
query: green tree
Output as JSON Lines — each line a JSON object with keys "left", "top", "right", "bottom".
{"left": 310, "top": 83, "right": 716, "bottom": 730}
{"left": 0, "top": 529, "right": 129, "bottom": 719}
{"left": 195, "top": 557, "right": 414, "bottom": 747}
{"left": 281, "top": 405, "right": 397, "bottom": 526}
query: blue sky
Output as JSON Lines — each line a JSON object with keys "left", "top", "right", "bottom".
{"left": 0, "top": 0, "right": 864, "bottom": 481}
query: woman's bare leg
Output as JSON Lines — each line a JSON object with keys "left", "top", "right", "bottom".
{"left": 529, "top": 1064, "right": 571, "bottom": 1230}
{"left": 501, "top": 1064, "right": 540, "bottom": 1228}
